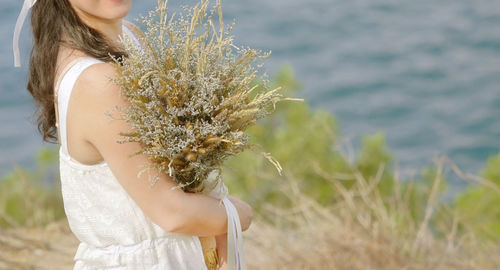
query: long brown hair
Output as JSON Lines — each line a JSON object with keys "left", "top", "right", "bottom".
{"left": 27, "top": 0, "right": 126, "bottom": 143}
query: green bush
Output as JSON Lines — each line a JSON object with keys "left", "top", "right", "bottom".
{"left": 454, "top": 153, "right": 500, "bottom": 240}
{"left": 0, "top": 146, "right": 65, "bottom": 228}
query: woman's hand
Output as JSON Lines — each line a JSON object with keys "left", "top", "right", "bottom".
{"left": 227, "top": 195, "right": 253, "bottom": 232}
{"left": 215, "top": 233, "right": 228, "bottom": 270}
{"left": 213, "top": 194, "right": 251, "bottom": 270}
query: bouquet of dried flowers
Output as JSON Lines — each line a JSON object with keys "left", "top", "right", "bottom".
{"left": 112, "top": 0, "right": 300, "bottom": 192}
{"left": 110, "top": 0, "right": 302, "bottom": 268}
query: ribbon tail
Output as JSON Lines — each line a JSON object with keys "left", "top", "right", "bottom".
{"left": 222, "top": 196, "right": 246, "bottom": 270}
{"left": 13, "top": 0, "right": 36, "bottom": 67}
{"left": 234, "top": 205, "right": 246, "bottom": 270}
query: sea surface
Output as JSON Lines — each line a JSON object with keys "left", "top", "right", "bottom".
{"left": 1, "top": 0, "right": 499, "bottom": 189}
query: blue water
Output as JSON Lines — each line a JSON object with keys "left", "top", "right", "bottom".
{"left": 1, "top": 0, "right": 500, "bottom": 187}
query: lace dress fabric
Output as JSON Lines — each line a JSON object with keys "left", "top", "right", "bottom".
{"left": 56, "top": 25, "right": 208, "bottom": 270}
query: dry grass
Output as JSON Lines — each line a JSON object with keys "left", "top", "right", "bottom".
{"left": 242, "top": 158, "right": 500, "bottom": 270}
{"left": 1, "top": 157, "right": 498, "bottom": 269}
{"left": 0, "top": 219, "right": 77, "bottom": 270}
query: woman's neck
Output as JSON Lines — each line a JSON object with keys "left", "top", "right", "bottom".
{"left": 72, "top": 9, "right": 123, "bottom": 47}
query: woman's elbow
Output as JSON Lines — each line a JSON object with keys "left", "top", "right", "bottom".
{"left": 146, "top": 191, "right": 189, "bottom": 233}
{"left": 160, "top": 211, "right": 188, "bottom": 233}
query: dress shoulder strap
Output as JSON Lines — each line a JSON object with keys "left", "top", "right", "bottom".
{"left": 122, "top": 24, "right": 142, "bottom": 50}
{"left": 57, "top": 58, "right": 104, "bottom": 156}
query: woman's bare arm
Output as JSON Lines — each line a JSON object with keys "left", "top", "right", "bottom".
{"left": 71, "top": 62, "right": 252, "bottom": 237}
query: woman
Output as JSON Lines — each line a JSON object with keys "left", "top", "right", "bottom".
{"left": 12, "top": 0, "right": 253, "bottom": 269}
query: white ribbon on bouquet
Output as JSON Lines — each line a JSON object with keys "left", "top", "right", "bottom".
{"left": 206, "top": 170, "right": 247, "bottom": 270}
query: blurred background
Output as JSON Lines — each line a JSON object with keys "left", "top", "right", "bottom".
{"left": 2, "top": 0, "right": 500, "bottom": 184}
{"left": 0, "top": 1, "right": 499, "bottom": 269}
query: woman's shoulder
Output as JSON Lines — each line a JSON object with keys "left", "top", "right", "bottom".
{"left": 74, "top": 61, "right": 123, "bottom": 106}
{"left": 72, "top": 60, "right": 130, "bottom": 145}
{"left": 76, "top": 59, "right": 116, "bottom": 87}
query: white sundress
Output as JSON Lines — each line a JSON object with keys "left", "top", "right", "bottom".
{"left": 54, "top": 25, "right": 209, "bottom": 270}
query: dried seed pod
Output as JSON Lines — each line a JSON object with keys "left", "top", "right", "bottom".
{"left": 185, "top": 152, "right": 197, "bottom": 162}
{"left": 182, "top": 146, "right": 191, "bottom": 154}
{"left": 158, "top": 86, "right": 168, "bottom": 97}
{"left": 210, "top": 96, "right": 219, "bottom": 106}
{"left": 172, "top": 158, "right": 185, "bottom": 167}
{"left": 203, "top": 136, "right": 222, "bottom": 147}
{"left": 139, "top": 95, "right": 150, "bottom": 103}
{"left": 183, "top": 165, "right": 196, "bottom": 172}
{"left": 133, "top": 78, "right": 141, "bottom": 89}
{"left": 131, "top": 99, "right": 147, "bottom": 110}
{"left": 138, "top": 70, "right": 157, "bottom": 88}
{"left": 119, "top": 131, "right": 141, "bottom": 137}
{"left": 233, "top": 140, "right": 243, "bottom": 145}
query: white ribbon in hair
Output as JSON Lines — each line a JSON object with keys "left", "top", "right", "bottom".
{"left": 13, "top": 0, "right": 37, "bottom": 67}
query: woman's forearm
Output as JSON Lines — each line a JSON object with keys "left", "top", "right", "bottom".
{"left": 167, "top": 192, "right": 229, "bottom": 237}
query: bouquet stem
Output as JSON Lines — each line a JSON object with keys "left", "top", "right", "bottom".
{"left": 199, "top": 236, "right": 218, "bottom": 270}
